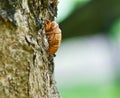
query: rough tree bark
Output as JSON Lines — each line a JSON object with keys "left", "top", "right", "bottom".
{"left": 0, "top": 0, "right": 60, "bottom": 98}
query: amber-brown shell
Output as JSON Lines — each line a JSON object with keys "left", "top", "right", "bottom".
{"left": 45, "top": 21, "right": 62, "bottom": 54}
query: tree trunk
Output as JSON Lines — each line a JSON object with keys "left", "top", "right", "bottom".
{"left": 0, "top": 0, "right": 60, "bottom": 98}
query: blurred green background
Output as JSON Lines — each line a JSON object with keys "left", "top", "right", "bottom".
{"left": 55, "top": 0, "right": 120, "bottom": 98}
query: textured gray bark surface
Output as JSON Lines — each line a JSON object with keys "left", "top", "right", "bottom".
{"left": 0, "top": 0, "right": 60, "bottom": 98}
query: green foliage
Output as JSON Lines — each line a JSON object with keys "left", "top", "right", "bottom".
{"left": 110, "top": 18, "right": 120, "bottom": 42}
{"left": 60, "top": 84, "right": 120, "bottom": 98}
